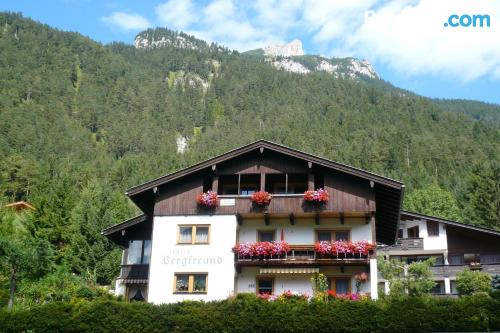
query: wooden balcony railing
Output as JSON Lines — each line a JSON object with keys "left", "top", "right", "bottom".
{"left": 235, "top": 245, "right": 371, "bottom": 266}
{"left": 383, "top": 238, "right": 424, "bottom": 251}
{"left": 119, "top": 264, "right": 149, "bottom": 282}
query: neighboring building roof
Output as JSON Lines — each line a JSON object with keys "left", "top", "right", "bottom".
{"left": 101, "top": 214, "right": 147, "bottom": 236}
{"left": 401, "top": 211, "right": 500, "bottom": 237}
{"left": 4, "top": 201, "right": 35, "bottom": 211}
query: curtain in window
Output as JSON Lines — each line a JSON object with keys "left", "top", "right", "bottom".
{"left": 127, "top": 240, "right": 143, "bottom": 264}
{"left": 195, "top": 227, "right": 209, "bottom": 243}
{"left": 176, "top": 275, "right": 189, "bottom": 291}
{"left": 318, "top": 231, "right": 331, "bottom": 242}
{"left": 448, "top": 255, "right": 464, "bottom": 265}
{"left": 142, "top": 240, "right": 152, "bottom": 264}
{"left": 193, "top": 275, "right": 206, "bottom": 292}
{"left": 480, "top": 254, "right": 500, "bottom": 264}
{"left": 336, "top": 279, "right": 349, "bottom": 294}
{"left": 335, "top": 232, "right": 349, "bottom": 241}
{"left": 179, "top": 227, "right": 192, "bottom": 243}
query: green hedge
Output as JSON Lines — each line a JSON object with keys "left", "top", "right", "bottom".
{"left": 1, "top": 294, "right": 499, "bottom": 333}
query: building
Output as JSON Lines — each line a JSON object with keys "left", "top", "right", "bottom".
{"left": 103, "top": 140, "right": 405, "bottom": 303}
{"left": 378, "top": 211, "right": 500, "bottom": 296}
{"left": 102, "top": 140, "right": 499, "bottom": 303}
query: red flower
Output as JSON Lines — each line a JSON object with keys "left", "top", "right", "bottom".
{"left": 303, "top": 189, "right": 329, "bottom": 203}
{"left": 196, "top": 191, "right": 218, "bottom": 207}
{"left": 251, "top": 191, "right": 272, "bottom": 205}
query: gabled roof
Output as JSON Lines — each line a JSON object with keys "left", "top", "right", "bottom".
{"left": 401, "top": 211, "right": 500, "bottom": 237}
{"left": 127, "top": 140, "right": 403, "bottom": 196}
{"left": 119, "top": 140, "right": 404, "bottom": 245}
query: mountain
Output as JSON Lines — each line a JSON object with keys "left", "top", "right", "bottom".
{"left": 244, "top": 40, "right": 378, "bottom": 80}
{"left": 0, "top": 13, "right": 499, "bottom": 291}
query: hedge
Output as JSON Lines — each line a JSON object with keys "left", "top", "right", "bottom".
{"left": 1, "top": 294, "right": 499, "bottom": 333}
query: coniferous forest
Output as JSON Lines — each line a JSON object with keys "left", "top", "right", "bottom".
{"left": 0, "top": 12, "right": 499, "bottom": 307}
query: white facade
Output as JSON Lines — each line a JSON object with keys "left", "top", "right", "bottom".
{"left": 148, "top": 215, "right": 237, "bottom": 304}
{"left": 399, "top": 218, "right": 448, "bottom": 252}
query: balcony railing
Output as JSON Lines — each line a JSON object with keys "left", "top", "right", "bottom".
{"left": 119, "top": 264, "right": 149, "bottom": 282}
{"left": 383, "top": 238, "right": 424, "bottom": 251}
{"left": 235, "top": 245, "right": 371, "bottom": 266}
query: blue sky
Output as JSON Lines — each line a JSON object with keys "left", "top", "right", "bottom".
{"left": 2, "top": 0, "right": 500, "bottom": 104}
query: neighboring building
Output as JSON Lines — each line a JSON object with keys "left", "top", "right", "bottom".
{"left": 378, "top": 211, "right": 500, "bottom": 296}
{"left": 102, "top": 140, "right": 405, "bottom": 303}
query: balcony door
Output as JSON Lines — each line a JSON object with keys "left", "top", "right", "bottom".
{"left": 407, "top": 226, "right": 419, "bottom": 238}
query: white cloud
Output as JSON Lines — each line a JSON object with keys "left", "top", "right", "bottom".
{"left": 101, "top": 12, "right": 150, "bottom": 31}
{"left": 148, "top": 0, "right": 500, "bottom": 81}
{"left": 155, "top": 0, "right": 196, "bottom": 29}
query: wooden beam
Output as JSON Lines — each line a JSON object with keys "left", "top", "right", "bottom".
{"left": 264, "top": 213, "right": 270, "bottom": 226}
{"left": 211, "top": 164, "right": 216, "bottom": 171}
{"left": 260, "top": 173, "right": 265, "bottom": 192}
{"left": 315, "top": 213, "right": 320, "bottom": 225}
{"left": 236, "top": 214, "right": 243, "bottom": 226}
{"left": 289, "top": 213, "right": 295, "bottom": 225}
{"left": 340, "top": 212, "right": 345, "bottom": 225}
{"left": 260, "top": 147, "right": 264, "bottom": 154}
{"left": 308, "top": 173, "right": 314, "bottom": 190}
{"left": 212, "top": 175, "right": 219, "bottom": 192}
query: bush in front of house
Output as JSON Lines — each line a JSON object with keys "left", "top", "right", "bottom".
{"left": 456, "top": 269, "right": 492, "bottom": 296}
{"left": 0, "top": 293, "right": 499, "bottom": 333}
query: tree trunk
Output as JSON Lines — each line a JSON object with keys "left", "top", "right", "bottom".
{"left": 8, "top": 270, "right": 16, "bottom": 311}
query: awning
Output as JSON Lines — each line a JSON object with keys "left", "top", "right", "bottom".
{"left": 122, "top": 279, "right": 148, "bottom": 284}
{"left": 259, "top": 267, "right": 319, "bottom": 274}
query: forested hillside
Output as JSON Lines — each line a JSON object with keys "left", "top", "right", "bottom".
{"left": 0, "top": 13, "right": 499, "bottom": 306}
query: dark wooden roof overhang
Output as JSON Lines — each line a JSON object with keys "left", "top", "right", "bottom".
{"left": 401, "top": 211, "right": 500, "bottom": 237}
{"left": 102, "top": 214, "right": 151, "bottom": 246}
{"left": 121, "top": 140, "right": 404, "bottom": 245}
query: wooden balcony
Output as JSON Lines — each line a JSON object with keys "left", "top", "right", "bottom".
{"left": 382, "top": 238, "right": 424, "bottom": 251}
{"left": 119, "top": 264, "right": 149, "bottom": 283}
{"left": 235, "top": 245, "right": 370, "bottom": 267}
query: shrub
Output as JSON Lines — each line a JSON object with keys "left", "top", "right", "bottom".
{"left": 0, "top": 296, "right": 499, "bottom": 333}
{"left": 456, "top": 270, "right": 492, "bottom": 296}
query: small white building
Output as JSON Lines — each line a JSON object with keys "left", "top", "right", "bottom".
{"left": 103, "top": 140, "right": 405, "bottom": 303}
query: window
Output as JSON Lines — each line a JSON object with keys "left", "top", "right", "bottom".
{"left": 178, "top": 225, "right": 210, "bottom": 244}
{"left": 218, "top": 175, "right": 238, "bottom": 195}
{"left": 431, "top": 281, "right": 445, "bottom": 294}
{"left": 407, "top": 226, "right": 419, "bottom": 238}
{"left": 427, "top": 221, "right": 439, "bottom": 236}
{"left": 450, "top": 280, "right": 457, "bottom": 294}
{"left": 480, "top": 254, "right": 500, "bottom": 264}
{"left": 316, "top": 230, "right": 350, "bottom": 242}
{"left": 126, "top": 240, "right": 151, "bottom": 265}
{"left": 258, "top": 230, "right": 275, "bottom": 242}
{"left": 239, "top": 174, "right": 260, "bottom": 195}
{"left": 328, "top": 277, "right": 351, "bottom": 294}
{"left": 174, "top": 273, "right": 207, "bottom": 293}
{"left": 287, "top": 173, "right": 308, "bottom": 194}
{"left": 257, "top": 277, "right": 274, "bottom": 295}
{"left": 448, "top": 254, "right": 464, "bottom": 265}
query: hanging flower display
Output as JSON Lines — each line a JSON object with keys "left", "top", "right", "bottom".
{"left": 303, "top": 188, "right": 329, "bottom": 203}
{"left": 250, "top": 191, "right": 272, "bottom": 205}
{"left": 232, "top": 241, "right": 290, "bottom": 257}
{"left": 196, "top": 191, "right": 218, "bottom": 208}
{"left": 314, "top": 241, "right": 375, "bottom": 257}
{"left": 354, "top": 272, "right": 368, "bottom": 283}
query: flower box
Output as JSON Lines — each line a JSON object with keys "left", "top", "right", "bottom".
{"left": 314, "top": 240, "right": 375, "bottom": 258}
{"left": 196, "top": 191, "right": 218, "bottom": 208}
{"left": 250, "top": 191, "right": 272, "bottom": 206}
{"left": 233, "top": 241, "right": 291, "bottom": 258}
{"left": 303, "top": 188, "right": 329, "bottom": 204}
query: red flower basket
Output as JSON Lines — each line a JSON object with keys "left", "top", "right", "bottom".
{"left": 196, "top": 191, "right": 218, "bottom": 208}
{"left": 303, "top": 188, "right": 329, "bottom": 203}
{"left": 251, "top": 191, "right": 272, "bottom": 205}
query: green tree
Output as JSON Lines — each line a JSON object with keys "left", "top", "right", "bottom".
{"left": 378, "top": 255, "right": 436, "bottom": 297}
{"left": 404, "top": 184, "right": 462, "bottom": 221}
{"left": 465, "top": 163, "right": 500, "bottom": 230}
{"left": 0, "top": 207, "right": 53, "bottom": 310}
{"left": 456, "top": 270, "right": 492, "bottom": 296}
